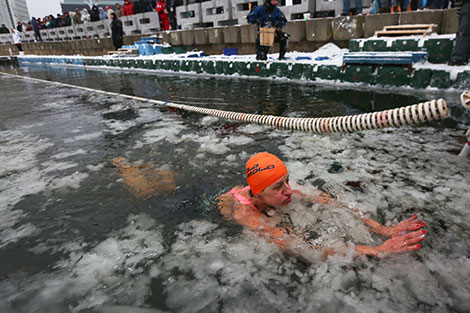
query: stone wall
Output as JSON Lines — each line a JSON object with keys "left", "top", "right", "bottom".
{"left": 0, "top": 9, "right": 459, "bottom": 57}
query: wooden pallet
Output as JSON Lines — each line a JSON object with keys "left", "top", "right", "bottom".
{"left": 375, "top": 24, "right": 437, "bottom": 37}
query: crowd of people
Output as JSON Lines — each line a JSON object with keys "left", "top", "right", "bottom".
{"left": 1, "top": 0, "right": 180, "bottom": 41}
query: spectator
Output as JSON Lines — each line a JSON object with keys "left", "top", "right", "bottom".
{"left": 99, "top": 7, "right": 108, "bottom": 19}
{"left": 341, "top": 0, "right": 363, "bottom": 16}
{"left": 449, "top": 0, "right": 470, "bottom": 65}
{"left": 16, "top": 22, "right": 23, "bottom": 32}
{"left": 30, "top": 18, "right": 42, "bottom": 41}
{"left": 81, "top": 8, "right": 91, "bottom": 23}
{"left": 0, "top": 24, "right": 9, "bottom": 33}
{"left": 168, "top": 0, "right": 179, "bottom": 30}
{"left": 46, "top": 15, "right": 53, "bottom": 28}
{"left": 391, "top": 0, "right": 411, "bottom": 11}
{"left": 57, "top": 14, "right": 65, "bottom": 27}
{"left": 90, "top": 5, "right": 100, "bottom": 22}
{"left": 247, "top": 0, "right": 289, "bottom": 60}
{"left": 115, "top": 3, "right": 124, "bottom": 17}
{"left": 11, "top": 28, "right": 23, "bottom": 55}
{"left": 63, "top": 12, "right": 72, "bottom": 26}
{"left": 26, "top": 23, "right": 33, "bottom": 31}
{"left": 73, "top": 9, "right": 83, "bottom": 24}
{"left": 156, "top": 0, "right": 170, "bottom": 30}
{"left": 123, "top": 0, "right": 135, "bottom": 16}
{"left": 110, "top": 12, "right": 124, "bottom": 50}
{"left": 106, "top": 5, "right": 114, "bottom": 17}
{"left": 425, "top": 0, "right": 445, "bottom": 8}
{"left": 143, "top": 0, "right": 154, "bottom": 12}
{"left": 21, "top": 22, "right": 28, "bottom": 32}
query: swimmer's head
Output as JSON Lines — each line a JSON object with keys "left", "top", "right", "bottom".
{"left": 246, "top": 152, "right": 288, "bottom": 194}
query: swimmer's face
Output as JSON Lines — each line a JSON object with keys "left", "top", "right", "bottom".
{"left": 257, "top": 174, "right": 292, "bottom": 207}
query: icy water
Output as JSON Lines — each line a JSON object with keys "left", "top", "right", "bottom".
{"left": 0, "top": 64, "right": 469, "bottom": 313}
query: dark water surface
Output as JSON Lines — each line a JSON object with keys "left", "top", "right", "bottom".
{"left": 0, "top": 65, "right": 469, "bottom": 313}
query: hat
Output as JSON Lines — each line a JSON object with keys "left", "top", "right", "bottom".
{"left": 246, "top": 152, "right": 287, "bottom": 194}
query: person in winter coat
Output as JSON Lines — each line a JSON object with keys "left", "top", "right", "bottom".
{"left": 449, "top": 0, "right": 470, "bottom": 65}
{"left": 156, "top": 0, "right": 170, "bottom": 30}
{"left": 81, "top": 9, "right": 91, "bottom": 23}
{"left": 115, "top": 3, "right": 124, "bottom": 17}
{"left": 106, "top": 5, "right": 114, "bottom": 17}
{"left": 11, "top": 28, "right": 23, "bottom": 54}
{"left": 99, "top": 7, "right": 108, "bottom": 20}
{"left": 110, "top": 12, "right": 124, "bottom": 50}
{"left": 123, "top": 0, "right": 135, "bottom": 16}
{"left": 90, "top": 5, "right": 100, "bottom": 22}
{"left": 63, "top": 12, "right": 72, "bottom": 26}
{"left": 30, "top": 18, "right": 42, "bottom": 41}
{"left": 16, "top": 22, "right": 23, "bottom": 32}
{"left": 0, "top": 24, "right": 10, "bottom": 33}
{"left": 73, "top": 9, "right": 83, "bottom": 24}
{"left": 167, "top": 0, "right": 179, "bottom": 30}
{"left": 247, "top": 0, "right": 289, "bottom": 60}
{"left": 11, "top": 28, "right": 23, "bottom": 55}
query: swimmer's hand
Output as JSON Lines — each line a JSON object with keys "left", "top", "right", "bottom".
{"left": 374, "top": 230, "right": 426, "bottom": 256}
{"left": 380, "top": 214, "right": 426, "bottom": 237}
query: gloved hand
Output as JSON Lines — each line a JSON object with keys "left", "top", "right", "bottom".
{"left": 254, "top": 18, "right": 263, "bottom": 25}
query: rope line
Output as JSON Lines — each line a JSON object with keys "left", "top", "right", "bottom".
{"left": 1, "top": 72, "right": 449, "bottom": 133}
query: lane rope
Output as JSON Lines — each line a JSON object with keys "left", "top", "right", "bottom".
{"left": 1, "top": 71, "right": 449, "bottom": 133}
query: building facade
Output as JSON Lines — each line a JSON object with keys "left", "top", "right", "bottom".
{"left": 0, "top": 0, "right": 30, "bottom": 28}
{"left": 60, "top": 0, "right": 124, "bottom": 13}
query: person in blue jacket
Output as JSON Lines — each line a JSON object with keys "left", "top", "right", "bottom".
{"left": 247, "top": 0, "right": 289, "bottom": 60}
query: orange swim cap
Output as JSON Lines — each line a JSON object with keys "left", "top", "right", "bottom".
{"left": 246, "top": 152, "right": 288, "bottom": 194}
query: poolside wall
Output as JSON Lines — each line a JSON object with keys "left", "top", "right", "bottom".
{"left": 0, "top": 9, "right": 460, "bottom": 57}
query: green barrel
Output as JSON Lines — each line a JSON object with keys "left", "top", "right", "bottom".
{"left": 363, "top": 40, "right": 388, "bottom": 52}
{"left": 410, "top": 68, "right": 432, "bottom": 89}
{"left": 424, "top": 38, "right": 453, "bottom": 64}
{"left": 349, "top": 39, "right": 362, "bottom": 52}
{"left": 342, "top": 65, "right": 376, "bottom": 84}
{"left": 376, "top": 66, "right": 410, "bottom": 87}
{"left": 429, "top": 70, "right": 452, "bottom": 89}
{"left": 391, "top": 39, "right": 419, "bottom": 52}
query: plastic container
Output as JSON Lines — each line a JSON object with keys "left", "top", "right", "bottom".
{"left": 223, "top": 48, "right": 238, "bottom": 56}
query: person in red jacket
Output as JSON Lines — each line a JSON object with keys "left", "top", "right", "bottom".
{"left": 155, "top": 0, "right": 170, "bottom": 30}
{"left": 123, "top": 0, "right": 135, "bottom": 16}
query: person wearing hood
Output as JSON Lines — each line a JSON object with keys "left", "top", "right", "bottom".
{"left": 110, "top": 12, "right": 124, "bottom": 51}
{"left": 247, "top": 0, "right": 289, "bottom": 60}
{"left": 73, "top": 9, "right": 83, "bottom": 24}
{"left": 106, "top": 5, "right": 114, "bottom": 17}
{"left": 99, "top": 7, "right": 108, "bottom": 20}
{"left": 63, "top": 12, "right": 72, "bottom": 26}
{"left": 123, "top": 0, "right": 135, "bottom": 16}
{"left": 81, "top": 9, "right": 91, "bottom": 23}
{"left": 167, "top": 0, "right": 179, "bottom": 30}
{"left": 90, "top": 5, "right": 100, "bottom": 22}
{"left": 115, "top": 3, "right": 124, "bottom": 17}
{"left": 11, "top": 28, "right": 23, "bottom": 54}
{"left": 0, "top": 24, "right": 9, "bottom": 33}
{"left": 156, "top": 0, "right": 170, "bottom": 30}
{"left": 448, "top": 0, "right": 470, "bottom": 66}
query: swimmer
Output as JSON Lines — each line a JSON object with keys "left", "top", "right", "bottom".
{"left": 217, "top": 152, "right": 426, "bottom": 258}
{"left": 112, "top": 157, "right": 176, "bottom": 199}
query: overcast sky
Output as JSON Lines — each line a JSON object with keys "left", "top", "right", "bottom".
{"left": 25, "top": 0, "right": 62, "bottom": 18}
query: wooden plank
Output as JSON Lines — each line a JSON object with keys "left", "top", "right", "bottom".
{"left": 375, "top": 30, "right": 428, "bottom": 37}
{"left": 383, "top": 24, "right": 437, "bottom": 31}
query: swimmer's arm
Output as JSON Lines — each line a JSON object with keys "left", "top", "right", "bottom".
{"left": 232, "top": 207, "right": 309, "bottom": 255}
{"left": 325, "top": 230, "right": 425, "bottom": 258}
{"left": 293, "top": 189, "right": 420, "bottom": 237}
